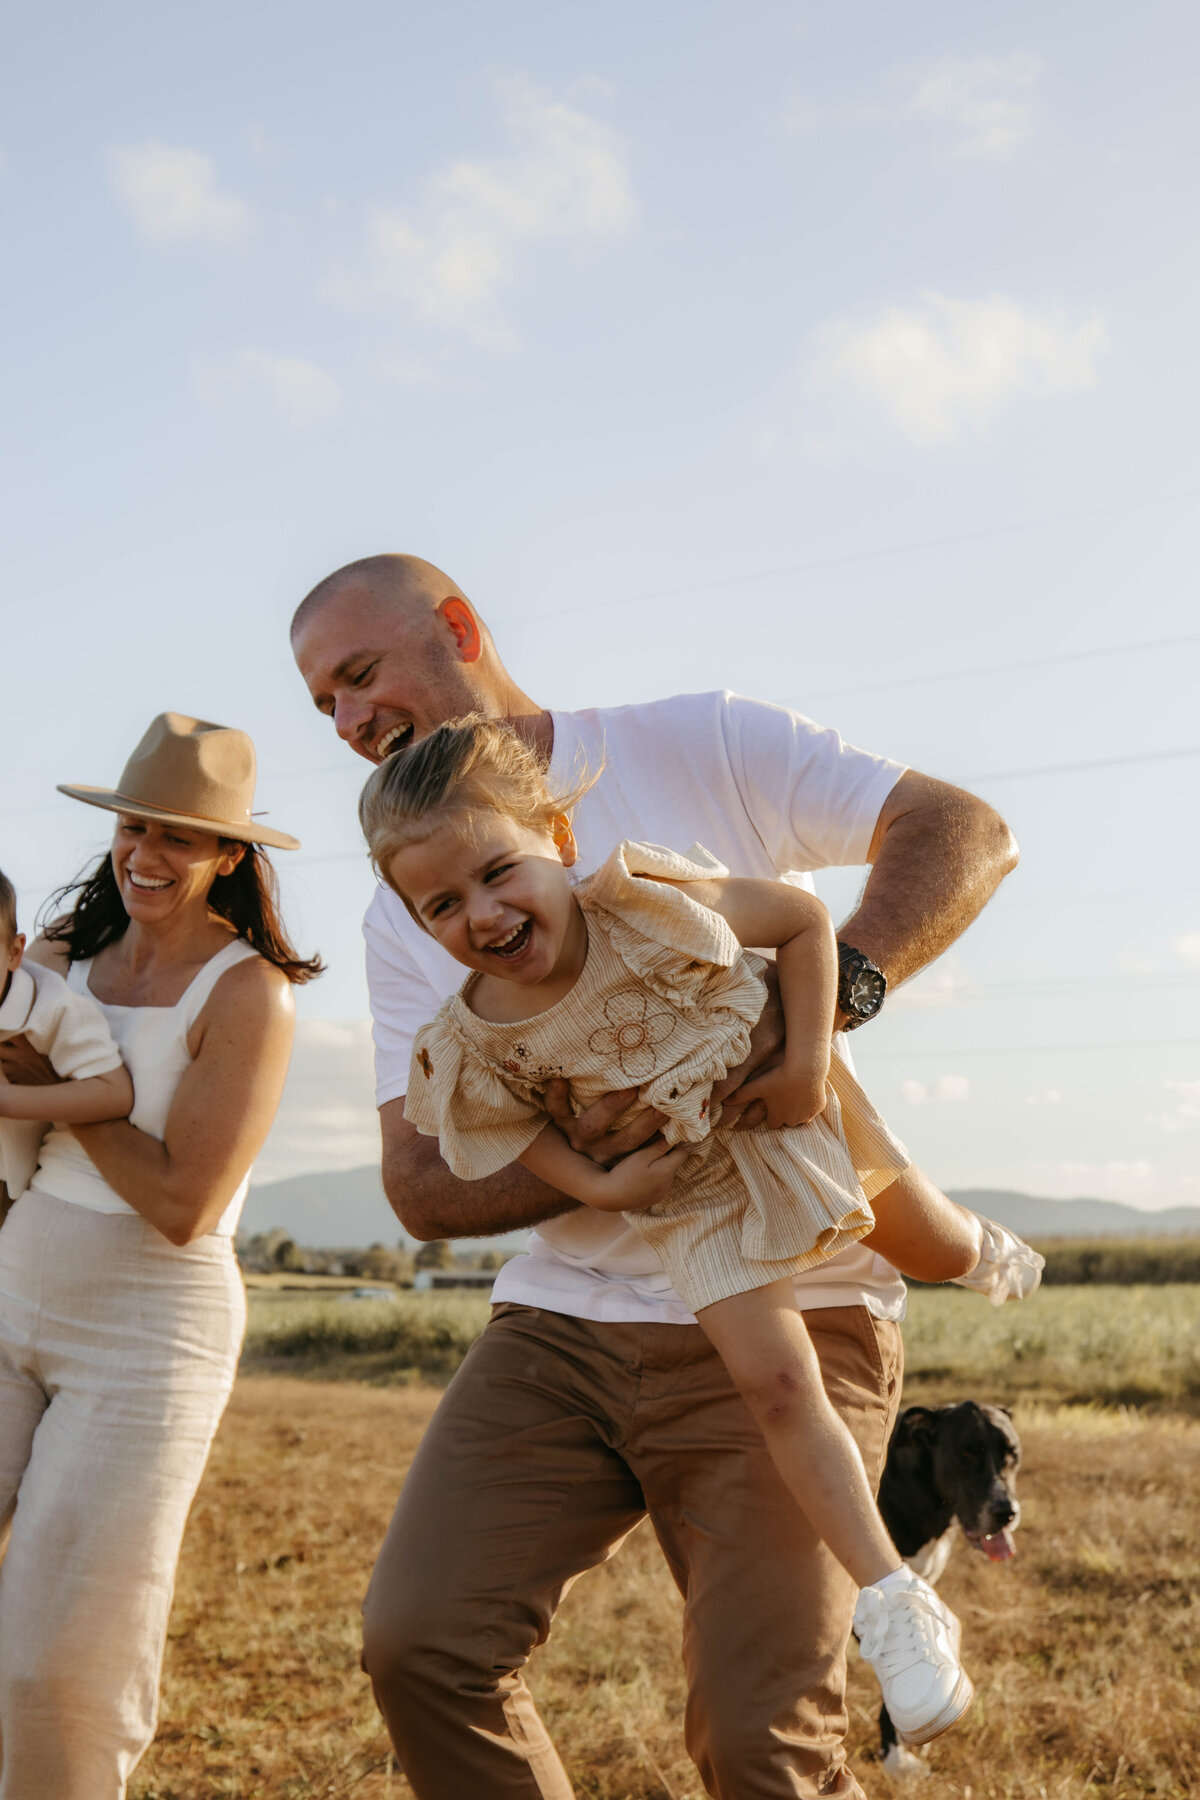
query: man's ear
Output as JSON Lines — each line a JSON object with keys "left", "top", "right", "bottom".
{"left": 438, "top": 597, "right": 484, "bottom": 664}
{"left": 551, "top": 814, "right": 578, "bottom": 868}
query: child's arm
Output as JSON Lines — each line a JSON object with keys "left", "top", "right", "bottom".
{"left": 0, "top": 1063, "right": 134, "bottom": 1125}
{"left": 662, "top": 876, "right": 839, "bottom": 1129}
{"left": 519, "top": 1123, "right": 691, "bottom": 1214}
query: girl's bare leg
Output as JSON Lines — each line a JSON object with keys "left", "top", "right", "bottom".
{"left": 861, "top": 1165, "right": 983, "bottom": 1283}
{"left": 697, "top": 1278, "right": 901, "bottom": 1589}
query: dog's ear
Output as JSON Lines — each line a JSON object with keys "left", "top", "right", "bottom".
{"left": 897, "top": 1406, "right": 939, "bottom": 1445}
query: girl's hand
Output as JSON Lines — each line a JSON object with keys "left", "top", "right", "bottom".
{"left": 586, "top": 1137, "right": 692, "bottom": 1213}
{"left": 729, "top": 1059, "right": 829, "bottom": 1131}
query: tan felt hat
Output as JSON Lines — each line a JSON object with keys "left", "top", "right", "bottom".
{"left": 57, "top": 712, "right": 301, "bottom": 852}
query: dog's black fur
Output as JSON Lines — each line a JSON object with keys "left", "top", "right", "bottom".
{"left": 873, "top": 1401, "right": 1022, "bottom": 1771}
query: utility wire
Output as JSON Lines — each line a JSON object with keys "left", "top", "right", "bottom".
{"left": 966, "top": 743, "right": 1200, "bottom": 784}
{"left": 502, "top": 485, "right": 1200, "bottom": 625}
{"left": 4, "top": 483, "right": 1196, "bottom": 725}
{"left": 857, "top": 1036, "right": 1200, "bottom": 1060}
{"left": 787, "top": 630, "right": 1200, "bottom": 707}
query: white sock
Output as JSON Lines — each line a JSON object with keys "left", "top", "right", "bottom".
{"left": 872, "top": 1564, "right": 910, "bottom": 1593}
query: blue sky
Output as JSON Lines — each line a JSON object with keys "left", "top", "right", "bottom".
{"left": 3, "top": 1, "right": 1198, "bottom": 1207}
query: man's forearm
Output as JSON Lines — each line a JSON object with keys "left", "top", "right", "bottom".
{"left": 840, "top": 772, "right": 1018, "bottom": 989}
{"left": 381, "top": 1101, "right": 580, "bottom": 1240}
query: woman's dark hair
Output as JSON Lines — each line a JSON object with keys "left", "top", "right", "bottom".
{"left": 42, "top": 842, "right": 324, "bottom": 985}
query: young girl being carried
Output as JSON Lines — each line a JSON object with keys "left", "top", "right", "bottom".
{"left": 359, "top": 717, "right": 1041, "bottom": 1752}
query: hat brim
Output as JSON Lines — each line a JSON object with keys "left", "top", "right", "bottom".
{"left": 56, "top": 786, "right": 301, "bottom": 852}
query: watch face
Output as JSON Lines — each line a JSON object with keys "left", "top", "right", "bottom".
{"left": 846, "top": 962, "right": 885, "bottom": 1018}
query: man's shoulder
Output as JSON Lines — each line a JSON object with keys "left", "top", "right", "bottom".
{"left": 556, "top": 689, "right": 795, "bottom": 762}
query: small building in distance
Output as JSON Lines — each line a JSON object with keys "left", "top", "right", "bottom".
{"left": 413, "top": 1268, "right": 497, "bottom": 1292}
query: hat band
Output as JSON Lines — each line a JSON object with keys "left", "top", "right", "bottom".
{"left": 109, "top": 788, "right": 254, "bottom": 831}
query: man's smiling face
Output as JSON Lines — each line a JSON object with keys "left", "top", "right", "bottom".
{"left": 293, "top": 584, "right": 488, "bottom": 765}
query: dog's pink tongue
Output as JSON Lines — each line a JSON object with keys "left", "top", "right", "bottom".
{"left": 982, "top": 1529, "right": 1016, "bottom": 1562}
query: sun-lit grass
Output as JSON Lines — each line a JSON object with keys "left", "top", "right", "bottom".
{"left": 242, "top": 1283, "right": 1200, "bottom": 1409}
{"left": 133, "top": 1375, "right": 1200, "bottom": 1800}
{"left": 900, "top": 1283, "right": 1200, "bottom": 1409}
{"left": 241, "top": 1290, "right": 491, "bottom": 1384}
{"left": 135, "top": 1286, "right": 1200, "bottom": 1795}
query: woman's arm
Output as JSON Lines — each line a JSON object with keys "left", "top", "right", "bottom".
{"left": 70, "top": 959, "right": 296, "bottom": 1246}
{"left": 665, "top": 876, "right": 838, "bottom": 1129}
{"left": 0, "top": 1063, "right": 133, "bottom": 1124}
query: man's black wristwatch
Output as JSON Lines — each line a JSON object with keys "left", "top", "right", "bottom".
{"left": 837, "top": 944, "right": 886, "bottom": 1030}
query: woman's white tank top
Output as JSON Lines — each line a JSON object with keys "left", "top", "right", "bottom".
{"left": 30, "top": 938, "right": 261, "bottom": 1238}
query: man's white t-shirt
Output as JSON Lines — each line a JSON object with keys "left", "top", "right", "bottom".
{"left": 365, "top": 690, "right": 909, "bottom": 1325}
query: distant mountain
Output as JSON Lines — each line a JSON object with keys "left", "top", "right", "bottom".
{"left": 241, "top": 1167, "right": 1200, "bottom": 1249}
{"left": 241, "top": 1164, "right": 410, "bottom": 1249}
{"left": 947, "top": 1190, "right": 1200, "bottom": 1241}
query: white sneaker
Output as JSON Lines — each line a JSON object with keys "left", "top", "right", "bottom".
{"left": 853, "top": 1569, "right": 974, "bottom": 1747}
{"left": 952, "top": 1215, "right": 1045, "bottom": 1307}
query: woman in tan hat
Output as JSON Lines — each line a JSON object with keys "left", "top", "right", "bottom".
{"left": 0, "top": 713, "right": 321, "bottom": 1800}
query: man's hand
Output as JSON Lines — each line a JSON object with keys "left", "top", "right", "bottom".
{"left": 540, "top": 1079, "right": 666, "bottom": 1165}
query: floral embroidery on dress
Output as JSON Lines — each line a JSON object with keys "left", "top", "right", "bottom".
{"left": 587, "top": 988, "right": 677, "bottom": 1081}
{"left": 417, "top": 1048, "right": 434, "bottom": 1080}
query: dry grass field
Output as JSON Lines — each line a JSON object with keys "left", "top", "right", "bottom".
{"left": 132, "top": 1289, "right": 1200, "bottom": 1800}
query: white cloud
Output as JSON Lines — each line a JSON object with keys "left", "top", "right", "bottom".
{"left": 1176, "top": 933, "right": 1200, "bottom": 961}
{"left": 364, "top": 89, "right": 634, "bottom": 345}
{"left": 804, "top": 291, "right": 1108, "bottom": 452}
{"left": 1149, "top": 1077, "right": 1200, "bottom": 1133}
{"left": 899, "top": 1075, "right": 971, "bottom": 1106}
{"left": 1026, "top": 1087, "right": 1062, "bottom": 1107}
{"left": 242, "top": 351, "right": 341, "bottom": 422}
{"left": 908, "top": 54, "right": 1043, "bottom": 160}
{"left": 109, "top": 142, "right": 247, "bottom": 242}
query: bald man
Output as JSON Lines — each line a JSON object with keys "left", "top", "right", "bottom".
{"left": 292, "top": 556, "right": 1018, "bottom": 1800}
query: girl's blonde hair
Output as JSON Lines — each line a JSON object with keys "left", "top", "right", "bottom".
{"left": 359, "top": 715, "right": 597, "bottom": 904}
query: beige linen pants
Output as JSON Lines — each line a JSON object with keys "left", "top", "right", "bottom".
{"left": 363, "top": 1299, "right": 903, "bottom": 1800}
{"left": 0, "top": 1191, "right": 245, "bottom": 1800}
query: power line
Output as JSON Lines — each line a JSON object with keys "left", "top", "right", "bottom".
{"left": 502, "top": 484, "right": 1200, "bottom": 625}
{"left": 858, "top": 1036, "right": 1200, "bottom": 1060}
{"left": 787, "top": 630, "right": 1200, "bottom": 707}
{"left": 965, "top": 744, "right": 1200, "bottom": 784}
{"left": 893, "top": 974, "right": 1200, "bottom": 1004}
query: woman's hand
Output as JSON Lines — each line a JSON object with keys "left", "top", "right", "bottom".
{"left": 0, "top": 1036, "right": 58, "bottom": 1088}
{"left": 585, "top": 1137, "right": 692, "bottom": 1213}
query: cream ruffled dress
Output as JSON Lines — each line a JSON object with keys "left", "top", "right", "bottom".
{"left": 404, "top": 842, "right": 911, "bottom": 1313}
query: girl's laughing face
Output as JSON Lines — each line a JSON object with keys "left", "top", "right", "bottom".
{"left": 388, "top": 811, "right": 585, "bottom": 995}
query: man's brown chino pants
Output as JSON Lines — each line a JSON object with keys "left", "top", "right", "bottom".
{"left": 363, "top": 1299, "right": 903, "bottom": 1799}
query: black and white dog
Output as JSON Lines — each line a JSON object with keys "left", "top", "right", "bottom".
{"left": 873, "top": 1401, "right": 1022, "bottom": 1774}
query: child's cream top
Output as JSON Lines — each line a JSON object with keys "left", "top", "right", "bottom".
{"left": 404, "top": 843, "right": 910, "bottom": 1253}
{"left": 28, "top": 938, "right": 260, "bottom": 1237}
{"left": 0, "top": 962, "right": 124, "bottom": 1199}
